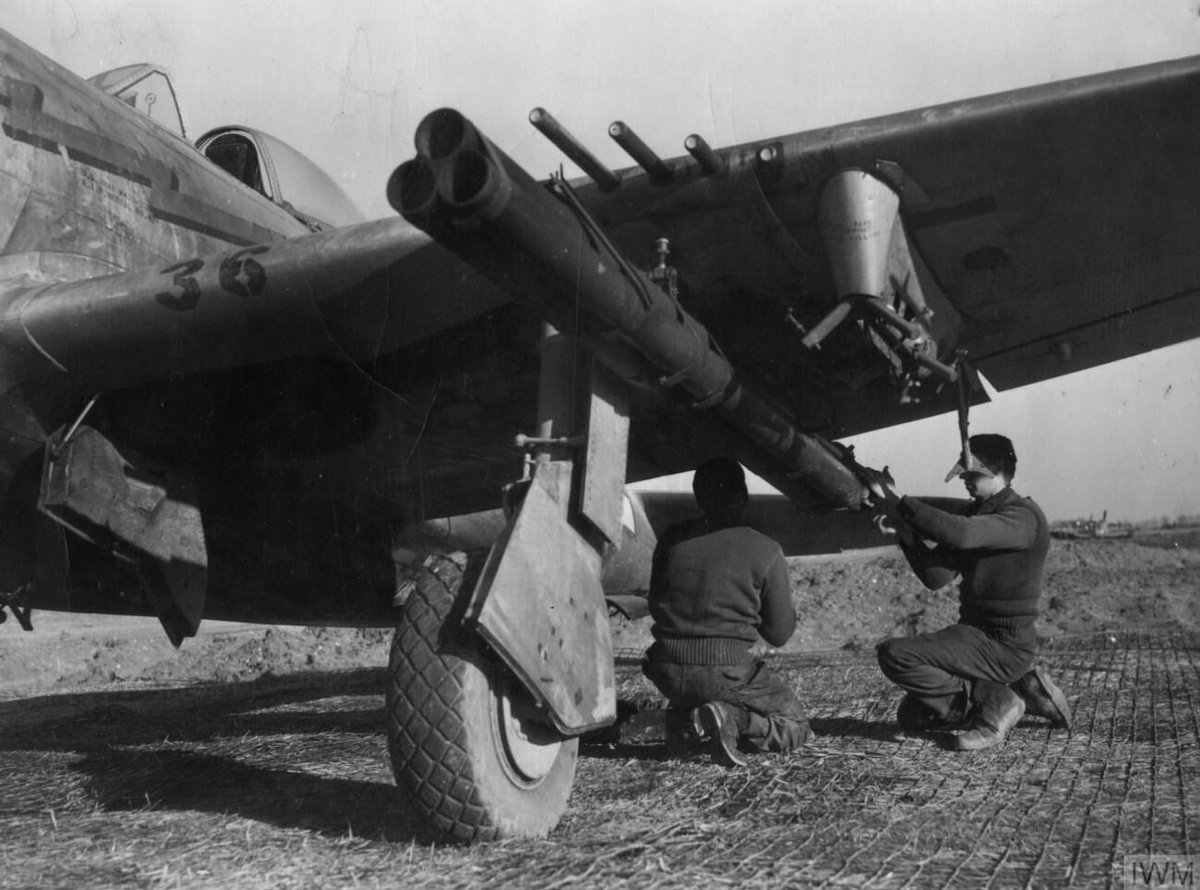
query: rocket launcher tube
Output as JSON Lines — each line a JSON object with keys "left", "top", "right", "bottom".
{"left": 393, "top": 108, "right": 870, "bottom": 510}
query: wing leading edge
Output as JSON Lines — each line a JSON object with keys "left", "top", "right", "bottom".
{"left": 549, "top": 53, "right": 1200, "bottom": 438}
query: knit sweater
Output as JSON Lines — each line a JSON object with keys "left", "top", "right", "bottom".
{"left": 898, "top": 486, "right": 1049, "bottom": 644}
{"left": 647, "top": 516, "right": 795, "bottom": 665}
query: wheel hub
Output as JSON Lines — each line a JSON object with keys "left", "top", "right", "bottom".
{"left": 495, "top": 685, "right": 561, "bottom": 784}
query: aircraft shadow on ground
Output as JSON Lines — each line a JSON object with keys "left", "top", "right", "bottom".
{"left": 0, "top": 668, "right": 436, "bottom": 842}
{"left": 73, "top": 746, "right": 424, "bottom": 841}
{"left": 0, "top": 666, "right": 389, "bottom": 743}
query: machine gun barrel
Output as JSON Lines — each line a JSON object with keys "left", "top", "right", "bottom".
{"left": 608, "top": 122, "right": 673, "bottom": 183}
{"left": 685, "top": 134, "right": 728, "bottom": 177}
{"left": 529, "top": 108, "right": 620, "bottom": 192}
{"left": 391, "top": 109, "right": 869, "bottom": 510}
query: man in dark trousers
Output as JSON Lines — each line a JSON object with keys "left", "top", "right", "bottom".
{"left": 643, "top": 457, "right": 812, "bottom": 767}
{"left": 870, "top": 434, "right": 1072, "bottom": 751}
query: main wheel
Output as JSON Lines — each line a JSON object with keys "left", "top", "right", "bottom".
{"left": 385, "top": 551, "right": 578, "bottom": 843}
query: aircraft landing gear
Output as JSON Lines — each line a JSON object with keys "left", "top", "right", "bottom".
{"left": 385, "top": 551, "right": 577, "bottom": 843}
{"left": 384, "top": 325, "right": 618, "bottom": 841}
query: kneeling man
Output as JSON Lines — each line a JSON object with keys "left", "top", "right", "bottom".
{"left": 643, "top": 457, "right": 811, "bottom": 766}
{"left": 871, "top": 434, "right": 1072, "bottom": 750}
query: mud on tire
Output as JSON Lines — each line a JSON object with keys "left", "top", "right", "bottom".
{"left": 385, "top": 551, "right": 578, "bottom": 843}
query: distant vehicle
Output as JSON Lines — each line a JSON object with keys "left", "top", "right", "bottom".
{"left": 1051, "top": 511, "right": 1135, "bottom": 540}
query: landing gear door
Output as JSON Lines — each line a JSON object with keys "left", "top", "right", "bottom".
{"left": 465, "top": 332, "right": 624, "bottom": 736}
{"left": 580, "top": 363, "right": 631, "bottom": 546}
{"left": 468, "top": 460, "right": 615, "bottom": 734}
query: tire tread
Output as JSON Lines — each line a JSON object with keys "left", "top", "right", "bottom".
{"left": 386, "top": 552, "right": 575, "bottom": 843}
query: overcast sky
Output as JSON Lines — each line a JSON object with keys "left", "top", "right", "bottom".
{"left": 5, "top": 0, "right": 1200, "bottom": 522}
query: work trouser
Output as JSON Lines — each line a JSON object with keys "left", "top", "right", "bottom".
{"left": 643, "top": 657, "right": 811, "bottom": 752}
{"left": 876, "top": 623, "right": 1036, "bottom": 725}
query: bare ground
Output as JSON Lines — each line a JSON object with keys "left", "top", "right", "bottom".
{"left": 1, "top": 531, "right": 1198, "bottom": 889}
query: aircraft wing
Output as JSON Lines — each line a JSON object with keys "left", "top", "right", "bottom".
{"left": 531, "top": 54, "right": 1200, "bottom": 442}
{"left": 801, "top": 55, "right": 1200, "bottom": 395}
{"left": 9, "top": 43, "right": 1200, "bottom": 522}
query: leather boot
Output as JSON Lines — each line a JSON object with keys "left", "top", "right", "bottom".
{"left": 1011, "top": 667, "right": 1071, "bottom": 728}
{"left": 954, "top": 687, "right": 1025, "bottom": 751}
{"left": 696, "top": 701, "right": 748, "bottom": 767}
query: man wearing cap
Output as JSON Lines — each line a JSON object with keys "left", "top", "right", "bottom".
{"left": 643, "top": 456, "right": 812, "bottom": 767}
{"left": 869, "top": 434, "right": 1072, "bottom": 750}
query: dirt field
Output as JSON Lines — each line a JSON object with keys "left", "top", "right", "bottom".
{"left": 1, "top": 531, "right": 1198, "bottom": 889}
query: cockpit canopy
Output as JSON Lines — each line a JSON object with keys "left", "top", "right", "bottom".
{"left": 197, "top": 126, "right": 365, "bottom": 230}
{"left": 87, "top": 62, "right": 364, "bottom": 231}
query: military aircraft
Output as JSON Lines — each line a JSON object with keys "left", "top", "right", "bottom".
{"left": 3, "top": 28, "right": 1200, "bottom": 842}
{"left": 1050, "top": 510, "right": 1135, "bottom": 540}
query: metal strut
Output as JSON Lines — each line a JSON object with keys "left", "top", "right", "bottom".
{"left": 801, "top": 296, "right": 959, "bottom": 383}
{"left": 51, "top": 394, "right": 99, "bottom": 459}
{"left": 956, "top": 355, "right": 973, "bottom": 472}
{"left": 0, "top": 584, "right": 34, "bottom": 631}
